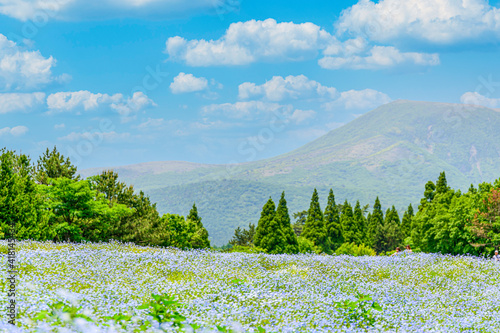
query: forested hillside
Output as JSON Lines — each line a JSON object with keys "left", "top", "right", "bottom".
{"left": 82, "top": 100, "right": 500, "bottom": 245}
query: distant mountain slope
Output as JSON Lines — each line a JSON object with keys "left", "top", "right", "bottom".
{"left": 81, "top": 100, "right": 500, "bottom": 245}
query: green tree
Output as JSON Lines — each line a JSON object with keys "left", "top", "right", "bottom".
{"left": 0, "top": 149, "right": 50, "bottom": 240}
{"left": 353, "top": 201, "right": 366, "bottom": 245}
{"left": 324, "top": 189, "right": 343, "bottom": 251}
{"left": 401, "top": 204, "right": 414, "bottom": 240}
{"left": 340, "top": 200, "right": 355, "bottom": 244}
{"left": 186, "top": 203, "right": 210, "bottom": 248}
{"left": 274, "top": 192, "right": 299, "bottom": 254}
{"left": 254, "top": 198, "right": 276, "bottom": 249}
{"left": 302, "top": 189, "right": 328, "bottom": 252}
{"left": 229, "top": 223, "right": 255, "bottom": 246}
{"left": 36, "top": 147, "right": 79, "bottom": 185}
{"left": 292, "top": 210, "right": 308, "bottom": 237}
{"left": 371, "top": 197, "right": 385, "bottom": 253}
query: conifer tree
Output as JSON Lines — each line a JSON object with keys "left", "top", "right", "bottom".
{"left": 254, "top": 197, "right": 276, "bottom": 249}
{"left": 274, "top": 192, "right": 299, "bottom": 254}
{"left": 187, "top": 203, "right": 210, "bottom": 248}
{"left": 435, "top": 171, "right": 449, "bottom": 194}
{"left": 353, "top": 201, "right": 366, "bottom": 245}
{"left": 371, "top": 197, "right": 385, "bottom": 252}
{"left": 36, "top": 146, "right": 79, "bottom": 185}
{"left": 324, "top": 189, "right": 342, "bottom": 251}
{"left": 302, "top": 189, "right": 327, "bottom": 252}
{"left": 401, "top": 204, "right": 414, "bottom": 240}
{"left": 260, "top": 216, "right": 287, "bottom": 254}
{"left": 340, "top": 200, "right": 355, "bottom": 243}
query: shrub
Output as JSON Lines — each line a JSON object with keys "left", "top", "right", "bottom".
{"left": 335, "top": 242, "right": 376, "bottom": 256}
{"left": 229, "top": 245, "right": 266, "bottom": 254}
{"left": 297, "top": 236, "right": 321, "bottom": 254}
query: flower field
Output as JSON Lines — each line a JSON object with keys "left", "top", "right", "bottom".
{"left": 1, "top": 241, "right": 500, "bottom": 332}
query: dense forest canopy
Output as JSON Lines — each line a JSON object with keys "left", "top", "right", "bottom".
{"left": 0, "top": 147, "right": 210, "bottom": 249}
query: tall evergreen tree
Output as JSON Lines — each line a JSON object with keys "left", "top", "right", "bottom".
{"left": 371, "top": 197, "right": 386, "bottom": 253}
{"left": 254, "top": 198, "right": 276, "bottom": 249}
{"left": 260, "top": 215, "right": 287, "bottom": 254}
{"left": 401, "top": 204, "right": 414, "bottom": 240}
{"left": 353, "top": 201, "right": 366, "bottom": 245}
{"left": 340, "top": 200, "right": 355, "bottom": 243}
{"left": 436, "top": 171, "right": 449, "bottom": 194}
{"left": 36, "top": 146, "right": 79, "bottom": 185}
{"left": 302, "top": 189, "right": 327, "bottom": 252}
{"left": 274, "top": 192, "right": 299, "bottom": 253}
{"left": 324, "top": 189, "right": 342, "bottom": 251}
{"left": 187, "top": 203, "right": 210, "bottom": 249}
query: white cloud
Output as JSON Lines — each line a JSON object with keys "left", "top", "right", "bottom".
{"left": 58, "top": 131, "right": 132, "bottom": 142}
{"left": 166, "top": 18, "right": 335, "bottom": 66}
{"left": 46, "top": 91, "right": 155, "bottom": 116}
{"left": 0, "top": 125, "right": 28, "bottom": 136}
{"left": 323, "top": 89, "right": 392, "bottom": 110}
{"left": 238, "top": 75, "right": 337, "bottom": 101}
{"left": 136, "top": 118, "right": 166, "bottom": 130}
{"left": 460, "top": 91, "right": 500, "bottom": 108}
{"left": 289, "top": 109, "right": 316, "bottom": 124}
{"left": 54, "top": 123, "right": 65, "bottom": 129}
{"left": 0, "top": 34, "right": 65, "bottom": 90}
{"left": 202, "top": 101, "right": 290, "bottom": 119}
{"left": 170, "top": 72, "right": 208, "bottom": 94}
{"left": 0, "top": 92, "right": 45, "bottom": 113}
{"left": 336, "top": 0, "right": 500, "bottom": 44}
{"left": 0, "top": 0, "right": 238, "bottom": 21}
{"left": 319, "top": 45, "right": 439, "bottom": 70}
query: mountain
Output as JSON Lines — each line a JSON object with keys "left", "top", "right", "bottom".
{"left": 81, "top": 100, "right": 500, "bottom": 245}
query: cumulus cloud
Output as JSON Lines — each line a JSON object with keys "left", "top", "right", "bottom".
{"left": 46, "top": 91, "right": 155, "bottom": 116}
{"left": 319, "top": 45, "right": 439, "bottom": 70}
{"left": 0, "top": 92, "right": 45, "bottom": 113}
{"left": 238, "top": 75, "right": 337, "bottom": 101}
{"left": 0, "top": 34, "right": 66, "bottom": 90}
{"left": 165, "top": 18, "right": 441, "bottom": 70}
{"left": 460, "top": 91, "right": 500, "bottom": 108}
{"left": 202, "top": 101, "right": 289, "bottom": 119}
{"left": 323, "top": 89, "right": 392, "bottom": 110}
{"left": 166, "top": 18, "right": 335, "bottom": 66}
{"left": 336, "top": 0, "right": 500, "bottom": 44}
{"left": 170, "top": 72, "right": 208, "bottom": 94}
{"left": 0, "top": 125, "right": 28, "bottom": 136}
{"left": 237, "top": 75, "right": 392, "bottom": 111}
{"left": 0, "top": 0, "right": 239, "bottom": 21}
{"left": 289, "top": 109, "right": 316, "bottom": 124}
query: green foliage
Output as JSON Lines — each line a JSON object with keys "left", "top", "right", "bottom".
{"left": 335, "top": 242, "right": 376, "bottom": 256}
{"left": 35, "top": 146, "right": 79, "bottom": 185}
{"left": 292, "top": 210, "right": 307, "bottom": 237}
{"left": 254, "top": 198, "right": 276, "bottom": 249}
{"left": 274, "top": 192, "right": 299, "bottom": 254}
{"left": 228, "top": 245, "right": 266, "bottom": 254}
{"left": 324, "top": 189, "right": 342, "bottom": 251}
{"left": 302, "top": 189, "right": 328, "bottom": 252}
{"left": 340, "top": 200, "right": 356, "bottom": 244}
{"left": 297, "top": 236, "right": 321, "bottom": 254}
{"left": 33, "top": 301, "right": 93, "bottom": 326}
{"left": 401, "top": 204, "right": 414, "bottom": 240}
{"left": 138, "top": 293, "right": 187, "bottom": 329}
{"left": 229, "top": 223, "right": 255, "bottom": 246}
{"left": 187, "top": 203, "right": 211, "bottom": 248}
{"left": 334, "top": 293, "right": 382, "bottom": 328}
{"left": 368, "top": 197, "right": 384, "bottom": 249}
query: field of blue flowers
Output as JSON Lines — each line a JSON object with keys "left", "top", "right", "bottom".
{"left": 2, "top": 240, "right": 500, "bottom": 332}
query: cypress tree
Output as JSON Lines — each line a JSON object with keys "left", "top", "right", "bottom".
{"left": 371, "top": 197, "right": 385, "bottom": 252}
{"left": 353, "top": 201, "right": 366, "bottom": 245}
{"left": 324, "top": 189, "right": 342, "bottom": 251}
{"left": 274, "top": 192, "right": 299, "bottom": 254}
{"left": 435, "top": 171, "right": 449, "bottom": 194}
{"left": 401, "top": 204, "right": 414, "bottom": 240}
{"left": 260, "top": 215, "right": 287, "bottom": 254}
{"left": 340, "top": 200, "right": 355, "bottom": 243}
{"left": 254, "top": 197, "right": 276, "bottom": 249}
{"left": 187, "top": 203, "right": 210, "bottom": 248}
{"left": 302, "top": 189, "right": 327, "bottom": 251}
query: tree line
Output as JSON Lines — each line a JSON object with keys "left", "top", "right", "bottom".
{"left": 230, "top": 172, "right": 500, "bottom": 255}
{"left": 0, "top": 147, "right": 210, "bottom": 249}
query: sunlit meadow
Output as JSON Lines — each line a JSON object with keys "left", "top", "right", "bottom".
{"left": 2, "top": 240, "right": 500, "bottom": 332}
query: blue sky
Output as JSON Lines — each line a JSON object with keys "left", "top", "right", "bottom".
{"left": 1, "top": 0, "right": 500, "bottom": 169}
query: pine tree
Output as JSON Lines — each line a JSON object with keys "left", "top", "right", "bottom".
{"left": 401, "top": 204, "right": 414, "bottom": 240}
{"left": 324, "top": 189, "right": 342, "bottom": 251}
{"left": 435, "top": 171, "right": 449, "bottom": 194}
{"left": 254, "top": 197, "right": 276, "bottom": 249}
{"left": 353, "top": 201, "right": 366, "bottom": 245}
{"left": 302, "top": 189, "right": 327, "bottom": 252}
{"left": 340, "top": 200, "right": 355, "bottom": 243}
{"left": 36, "top": 146, "right": 79, "bottom": 185}
{"left": 274, "top": 192, "right": 299, "bottom": 253}
{"left": 371, "top": 197, "right": 385, "bottom": 252}
{"left": 187, "top": 203, "right": 210, "bottom": 248}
